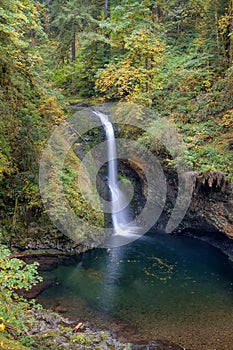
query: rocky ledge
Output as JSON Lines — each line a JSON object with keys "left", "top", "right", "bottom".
{"left": 172, "top": 171, "right": 233, "bottom": 257}
{"left": 178, "top": 172, "right": 233, "bottom": 235}
{"left": 28, "top": 309, "right": 185, "bottom": 350}
{"left": 125, "top": 165, "right": 233, "bottom": 257}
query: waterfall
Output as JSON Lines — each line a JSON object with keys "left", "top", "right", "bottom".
{"left": 93, "top": 111, "right": 132, "bottom": 236}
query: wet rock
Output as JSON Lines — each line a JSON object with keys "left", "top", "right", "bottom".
{"left": 170, "top": 171, "right": 233, "bottom": 256}
{"left": 18, "top": 279, "right": 53, "bottom": 299}
{"left": 55, "top": 305, "right": 68, "bottom": 313}
{"left": 67, "top": 102, "right": 90, "bottom": 111}
{"left": 28, "top": 308, "right": 187, "bottom": 350}
{"left": 126, "top": 164, "right": 233, "bottom": 256}
{"left": 29, "top": 309, "right": 133, "bottom": 350}
{"left": 11, "top": 231, "right": 85, "bottom": 262}
{"left": 10, "top": 248, "right": 82, "bottom": 271}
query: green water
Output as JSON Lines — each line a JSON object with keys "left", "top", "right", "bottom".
{"left": 39, "top": 233, "right": 233, "bottom": 349}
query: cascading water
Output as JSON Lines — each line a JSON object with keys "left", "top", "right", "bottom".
{"left": 93, "top": 110, "right": 130, "bottom": 309}
{"left": 93, "top": 111, "right": 131, "bottom": 236}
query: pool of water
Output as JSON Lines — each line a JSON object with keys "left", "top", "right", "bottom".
{"left": 38, "top": 232, "right": 233, "bottom": 350}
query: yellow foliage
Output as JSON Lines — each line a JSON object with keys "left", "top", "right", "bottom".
{"left": 95, "top": 25, "right": 165, "bottom": 106}
{"left": 0, "top": 323, "right": 5, "bottom": 332}
{"left": 0, "top": 151, "right": 14, "bottom": 181}
{"left": 218, "top": 14, "right": 231, "bottom": 35}
{"left": 221, "top": 109, "right": 233, "bottom": 129}
{"left": 38, "top": 96, "right": 66, "bottom": 128}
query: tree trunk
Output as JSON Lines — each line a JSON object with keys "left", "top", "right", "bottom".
{"left": 30, "top": 30, "right": 35, "bottom": 47}
{"left": 214, "top": 0, "right": 220, "bottom": 55}
{"left": 71, "top": 32, "right": 76, "bottom": 61}
{"left": 104, "top": 0, "right": 109, "bottom": 19}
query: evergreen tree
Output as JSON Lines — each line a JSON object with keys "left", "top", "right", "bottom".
{"left": 95, "top": 0, "right": 166, "bottom": 106}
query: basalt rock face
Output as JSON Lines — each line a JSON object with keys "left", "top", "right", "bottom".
{"left": 178, "top": 172, "right": 233, "bottom": 236}
{"left": 125, "top": 162, "right": 233, "bottom": 253}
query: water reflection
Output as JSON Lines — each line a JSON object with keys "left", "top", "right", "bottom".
{"left": 39, "top": 233, "right": 233, "bottom": 349}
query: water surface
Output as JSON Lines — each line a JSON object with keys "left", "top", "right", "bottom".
{"left": 38, "top": 232, "right": 233, "bottom": 350}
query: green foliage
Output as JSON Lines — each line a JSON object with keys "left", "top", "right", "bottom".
{"left": 176, "top": 117, "right": 233, "bottom": 177}
{"left": 50, "top": 0, "right": 98, "bottom": 61}
{"left": 61, "top": 150, "right": 104, "bottom": 228}
{"left": 72, "top": 333, "right": 93, "bottom": 345}
{"left": 0, "top": 0, "right": 46, "bottom": 92}
{"left": 95, "top": 0, "right": 166, "bottom": 106}
{"left": 95, "top": 33, "right": 165, "bottom": 105}
{"left": 0, "top": 0, "right": 50, "bottom": 239}
{"left": 0, "top": 333, "right": 30, "bottom": 350}
{"left": 0, "top": 242, "right": 42, "bottom": 338}
{"left": 49, "top": 0, "right": 109, "bottom": 96}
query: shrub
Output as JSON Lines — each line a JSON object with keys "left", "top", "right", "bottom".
{"left": 0, "top": 242, "right": 42, "bottom": 339}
